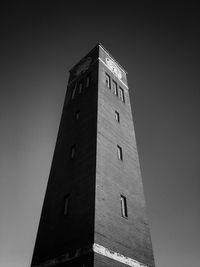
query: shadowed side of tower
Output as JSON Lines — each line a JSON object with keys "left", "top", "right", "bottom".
{"left": 31, "top": 44, "right": 155, "bottom": 267}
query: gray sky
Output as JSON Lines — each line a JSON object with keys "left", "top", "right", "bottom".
{"left": 0, "top": 2, "right": 199, "bottom": 267}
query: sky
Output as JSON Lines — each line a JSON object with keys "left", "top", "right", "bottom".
{"left": 0, "top": 1, "right": 199, "bottom": 267}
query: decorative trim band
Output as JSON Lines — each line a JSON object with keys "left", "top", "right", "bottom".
{"left": 32, "top": 245, "right": 93, "bottom": 267}
{"left": 93, "top": 243, "right": 147, "bottom": 267}
{"left": 32, "top": 243, "right": 148, "bottom": 267}
{"left": 98, "top": 43, "right": 128, "bottom": 74}
{"left": 98, "top": 57, "right": 129, "bottom": 90}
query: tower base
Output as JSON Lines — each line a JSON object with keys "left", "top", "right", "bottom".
{"left": 32, "top": 243, "right": 149, "bottom": 267}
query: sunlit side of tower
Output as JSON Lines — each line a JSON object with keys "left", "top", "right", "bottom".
{"left": 31, "top": 44, "right": 155, "bottom": 267}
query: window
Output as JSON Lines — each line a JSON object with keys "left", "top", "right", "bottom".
{"left": 117, "top": 145, "right": 123, "bottom": 160}
{"left": 78, "top": 82, "right": 83, "bottom": 94}
{"left": 71, "top": 144, "right": 76, "bottom": 159}
{"left": 112, "top": 80, "right": 118, "bottom": 95}
{"left": 105, "top": 73, "right": 111, "bottom": 89}
{"left": 64, "top": 194, "right": 70, "bottom": 215}
{"left": 86, "top": 75, "right": 90, "bottom": 88}
{"left": 71, "top": 85, "right": 76, "bottom": 100}
{"left": 120, "top": 195, "right": 128, "bottom": 218}
{"left": 75, "top": 110, "right": 80, "bottom": 120}
{"left": 115, "top": 111, "right": 120, "bottom": 122}
{"left": 119, "top": 87, "right": 125, "bottom": 102}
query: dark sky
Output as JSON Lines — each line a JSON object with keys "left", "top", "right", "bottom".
{"left": 0, "top": 2, "right": 199, "bottom": 267}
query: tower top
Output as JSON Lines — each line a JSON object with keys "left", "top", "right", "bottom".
{"left": 69, "top": 43, "right": 128, "bottom": 74}
{"left": 68, "top": 43, "right": 128, "bottom": 89}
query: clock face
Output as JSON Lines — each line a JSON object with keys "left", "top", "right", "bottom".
{"left": 105, "top": 58, "right": 122, "bottom": 80}
{"left": 76, "top": 57, "right": 92, "bottom": 76}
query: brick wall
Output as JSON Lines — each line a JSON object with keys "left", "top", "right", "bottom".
{"left": 31, "top": 44, "right": 155, "bottom": 267}
{"left": 31, "top": 52, "right": 99, "bottom": 265}
{"left": 94, "top": 46, "right": 155, "bottom": 267}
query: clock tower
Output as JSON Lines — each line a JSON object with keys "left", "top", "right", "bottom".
{"left": 31, "top": 44, "right": 156, "bottom": 267}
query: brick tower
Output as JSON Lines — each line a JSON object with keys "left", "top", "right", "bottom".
{"left": 31, "top": 44, "right": 155, "bottom": 267}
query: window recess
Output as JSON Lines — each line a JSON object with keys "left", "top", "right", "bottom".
{"left": 64, "top": 194, "right": 70, "bottom": 216}
{"left": 112, "top": 80, "right": 118, "bottom": 95}
{"left": 75, "top": 110, "right": 80, "bottom": 120}
{"left": 105, "top": 73, "right": 111, "bottom": 89}
{"left": 119, "top": 87, "right": 125, "bottom": 102}
{"left": 71, "top": 85, "right": 76, "bottom": 100}
{"left": 86, "top": 75, "right": 91, "bottom": 88}
{"left": 115, "top": 111, "right": 120, "bottom": 122}
{"left": 78, "top": 82, "right": 83, "bottom": 94}
{"left": 120, "top": 195, "right": 128, "bottom": 218}
{"left": 70, "top": 144, "right": 76, "bottom": 159}
{"left": 117, "top": 145, "right": 123, "bottom": 160}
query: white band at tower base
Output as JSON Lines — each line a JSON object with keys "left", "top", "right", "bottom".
{"left": 93, "top": 243, "right": 148, "bottom": 267}
{"left": 32, "top": 243, "right": 149, "bottom": 267}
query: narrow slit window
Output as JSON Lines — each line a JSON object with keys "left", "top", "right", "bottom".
{"left": 112, "top": 80, "right": 118, "bottom": 95}
{"left": 64, "top": 194, "right": 70, "bottom": 215}
{"left": 78, "top": 82, "right": 83, "bottom": 94}
{"left": 71, "top": 144, "right": 76, "bottom": 159}
{"left": 115, "top": 111, "right": 120, "bottom": 122}
{"left": 105, "top": 73, "right": 111, "bottom": 89}
{"left": 119, "top": 87, "right": 125, "bottom": 102}
{"left": 120, "top": 195, "right": 128, "bottom": 218}
{"left": 71, "top": 85, "right": 76, "bottom": 100}
{"left": 75, "top": 110, "right": 80, "bottom": 120}
{"left": 117, "top": 145, "right": 123, "bottom": 160}
{"left": 86, "top": 75, "right": 90, "bottom": 88}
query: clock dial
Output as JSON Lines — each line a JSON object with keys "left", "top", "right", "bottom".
{"left": 106, "top": 58, "right": 122, "bottom": 79}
